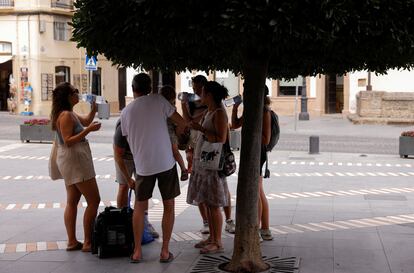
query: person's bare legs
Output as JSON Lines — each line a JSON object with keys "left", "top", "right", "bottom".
{"left": 131, "top": 199, "right": 147, "bottom": 260}
{"left": 75, "top": 178, "right": 101, "bottom": 251}
{"left": 64, "top": 184, "right": 82, "bottom": 248}
{"left": 117, "top": 183, "right": 129, "bottom": 208}
{"left": 258, "top": 176, "right": 270, "bottom": 229}
{"left": 160, "top": 198, "right": 175, "bottom": 259}
{"left": 203, "top": 205, "right": 223, "bottom": 251}
{"left": 199, "top": 203, "right": 209, "bottom": 222}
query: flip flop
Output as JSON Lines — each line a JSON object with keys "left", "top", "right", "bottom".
{"left": 159, "top": 252, "right": 174, "bottom": 263}
{"left": 199, "top": 244, "right": 224, "bottom": 255}
{"left": 130, "top": 255, "right": 142, "bottom": 263}
{"left": 66, "top": 242, "right": 83, "bottom": 251}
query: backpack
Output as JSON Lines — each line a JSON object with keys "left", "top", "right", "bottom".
{"left": 265, "top": 110, "right": 280, "bottom": 152}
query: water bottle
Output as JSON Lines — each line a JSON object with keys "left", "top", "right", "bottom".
{"left": 177, "top": 92, "right": 200, "bottom": 102}
{"left": 224, "top": 95, "right": 242, "bottom": 107}
{"left": 79, "top": 94, "right": 105, "bottom": 104}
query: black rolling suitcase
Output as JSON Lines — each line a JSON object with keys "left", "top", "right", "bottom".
{"left": 91, "top": 191, "right": 134, "bottom": 258}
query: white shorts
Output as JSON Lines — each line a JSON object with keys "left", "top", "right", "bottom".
{"left": 115, "top": 159, "right": 136, "bottom": 185}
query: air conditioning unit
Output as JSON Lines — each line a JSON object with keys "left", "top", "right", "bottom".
{"left": 39, "top": 21, "right": 46, "bottom": 33}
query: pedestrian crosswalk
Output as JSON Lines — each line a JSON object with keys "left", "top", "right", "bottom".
{"left": 0, "top": 154, "right": 114, "bottom": 162}
{"left": 2, "top": 186, "right": 413, "bottom": 212}
{"left": 272, "top": 160, "right": 412, "bottom": 168}
{"left": 2, "top": 213, "right": 414, "bottom": 254}
{"left": 1, "top": 154, "right": 412, "bottom": 170}
{"left": 3, "top": 171, "right": 414, "bottom": 181}
{"left": 270, "top": 171, "right": 414, "bottom": 177}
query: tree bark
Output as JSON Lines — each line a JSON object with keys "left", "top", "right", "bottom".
{"left": 225, "top": 56, "right": 269, "bottom": 273}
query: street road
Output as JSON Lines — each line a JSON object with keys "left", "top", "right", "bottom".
{"left": 0, "top": 112, "right": 410, "bottom": 155}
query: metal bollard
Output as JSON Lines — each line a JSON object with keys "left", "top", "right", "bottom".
{"left": 309, "top": 136, "right": 319, "bottom": 154}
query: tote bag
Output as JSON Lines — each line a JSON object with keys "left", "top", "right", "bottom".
{"left": 199, "top": 140, "right": 224, "bottom": 170}
{"left": 49, "top": 139, "right": 63, "bottom": 180}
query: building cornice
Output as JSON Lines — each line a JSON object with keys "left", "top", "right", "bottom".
{"left": 0, "top": 9, "right": 73, "bottom": 18}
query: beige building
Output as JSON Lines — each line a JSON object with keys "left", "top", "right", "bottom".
{"left": 174, "top": 71, "right": 347, "bottom": 117}
{"left": 0, "top": 0, "right": 123, "bottom": 116}
{"left": 175, "top": 69, "right": 414, "bottom": 120}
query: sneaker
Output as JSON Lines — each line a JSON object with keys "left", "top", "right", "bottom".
{"left": 260, "top": 229, "right": 273, "bottom": 241}
{"left": 225, "top": 219, "right": 235, "bottom": 234}
{"left": 200, "top": 222, "right": 209, "bottom": 234}
{"left": 147, "top": 223, "right": 160, "bottom": 238}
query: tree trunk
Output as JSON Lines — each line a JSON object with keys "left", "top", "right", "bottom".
{"left": 225, "top": 56, "right": 269, "bottom": 273}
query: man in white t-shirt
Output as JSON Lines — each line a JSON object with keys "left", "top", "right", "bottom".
{"left": 121, "top": 73, "right": 187, "bottom": 263}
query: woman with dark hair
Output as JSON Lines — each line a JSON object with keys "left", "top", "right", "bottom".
{"left": 51, "top": 82, "right": 101, "bottom": 252}
{"left": 231, "top": 86, "right": 273, "bottom": 241}
{"left": 187, "top": 81, "right": 230, "bottom": 254}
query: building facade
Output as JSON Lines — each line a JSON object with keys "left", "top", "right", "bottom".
{"left": 173, "top": 69, "right": 414, "bottom": 118}
{"left": 0, "top": 0, "right": 121, "bottom": 116}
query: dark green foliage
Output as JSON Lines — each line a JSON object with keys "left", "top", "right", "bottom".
{"left": 72, "top": 0, "right": 414, "bottom": 79}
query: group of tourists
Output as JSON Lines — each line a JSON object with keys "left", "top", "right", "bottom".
{"left": 50, "top": 72, "right": 273, "bottom": 263}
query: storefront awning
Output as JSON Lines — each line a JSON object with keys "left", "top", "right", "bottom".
{"left": 0, "top": 55, "right": 13, "bottom": 64}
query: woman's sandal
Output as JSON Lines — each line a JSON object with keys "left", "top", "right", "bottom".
{"left": 66, "top": 242, "right": 83, "bottom": 251}
{"left": 130, "top": 254, "right": 142, "bottom": 263}
{"left": 199, "top": 243, "right": 224, "bottom": 254}
{"left": 194, "top": 238, "right": 211, "bottom": 249}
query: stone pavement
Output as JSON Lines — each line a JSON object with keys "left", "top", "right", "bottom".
{"left": 2, "top": 145, "right": 414, "bottom": 273}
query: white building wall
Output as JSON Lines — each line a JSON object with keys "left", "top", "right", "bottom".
{"left": 371, "top": 69, "right": 414, "bottom": 92}
{"left": 348, "top": 71, "right": 369, "bottom": 113}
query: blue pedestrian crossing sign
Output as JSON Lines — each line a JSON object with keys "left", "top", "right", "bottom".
{"left": 85, "top": 55, "right": 97, "bottom": 71}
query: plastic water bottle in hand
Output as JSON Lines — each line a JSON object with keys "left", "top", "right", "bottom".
{"left": 177, "top": 92, "right": 200, "bottom": 102}
{"left": 79, "top": 94, "right": 105, "bottom": 104}
{"left": 224, "top": 95, "right": 242, "bottom": 107}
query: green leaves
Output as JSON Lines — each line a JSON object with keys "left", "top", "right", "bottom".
{"left": 71, "top": 0, "right": 414, "bottom": 79}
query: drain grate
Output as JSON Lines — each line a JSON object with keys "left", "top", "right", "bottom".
{"left": 189, "top": 255, "right": 300, "bottom": 273}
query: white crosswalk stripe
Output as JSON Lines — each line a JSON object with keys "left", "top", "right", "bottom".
{"left": 3, "top": 185, "right": 414, "bottom": 212}
{"left": 2, "top": 170, "right": 414, "bottom": 182}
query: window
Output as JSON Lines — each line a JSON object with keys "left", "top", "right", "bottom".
{"left": 41, "top": 74, "right": 53, "bottom": 101}
{"left": 53, "top": 21, "right": 70, "bottom": 41}
{"left": 51, "top": 0, "right": 73, "bottom": 9}
{"left": 55, "top": 66, "right": 70, "bottom": 85}
{"left": 278, "top": 76, "right": 304, "bottom": 96}
{"left": 0, "top": 42, "right": 12, "bottom": 55}
{"left": 0, "top": 0, "right": 14, "bottom": 7}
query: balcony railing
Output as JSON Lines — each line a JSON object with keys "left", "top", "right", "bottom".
{"left": 0, "top": 0, "right": 14, "bottom": 7}
{"left": 51, "top": 0, "right": 73, "bottom": 10}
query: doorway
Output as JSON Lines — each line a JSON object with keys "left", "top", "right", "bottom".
{"left": 325, "top": 74, "right": 344, "bottom": 114}
{"left": 0, "top": 60, "right": 12, "bottom": 111}
{"left": 92, "top": 68, "right": 101, "bottom": 96}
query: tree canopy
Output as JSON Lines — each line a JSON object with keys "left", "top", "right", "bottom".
{"left": 72, "top": 0, "right": 414, "bottom": 79}
{"left": 72, "top": 1, "right": 414, "bottom": 271}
